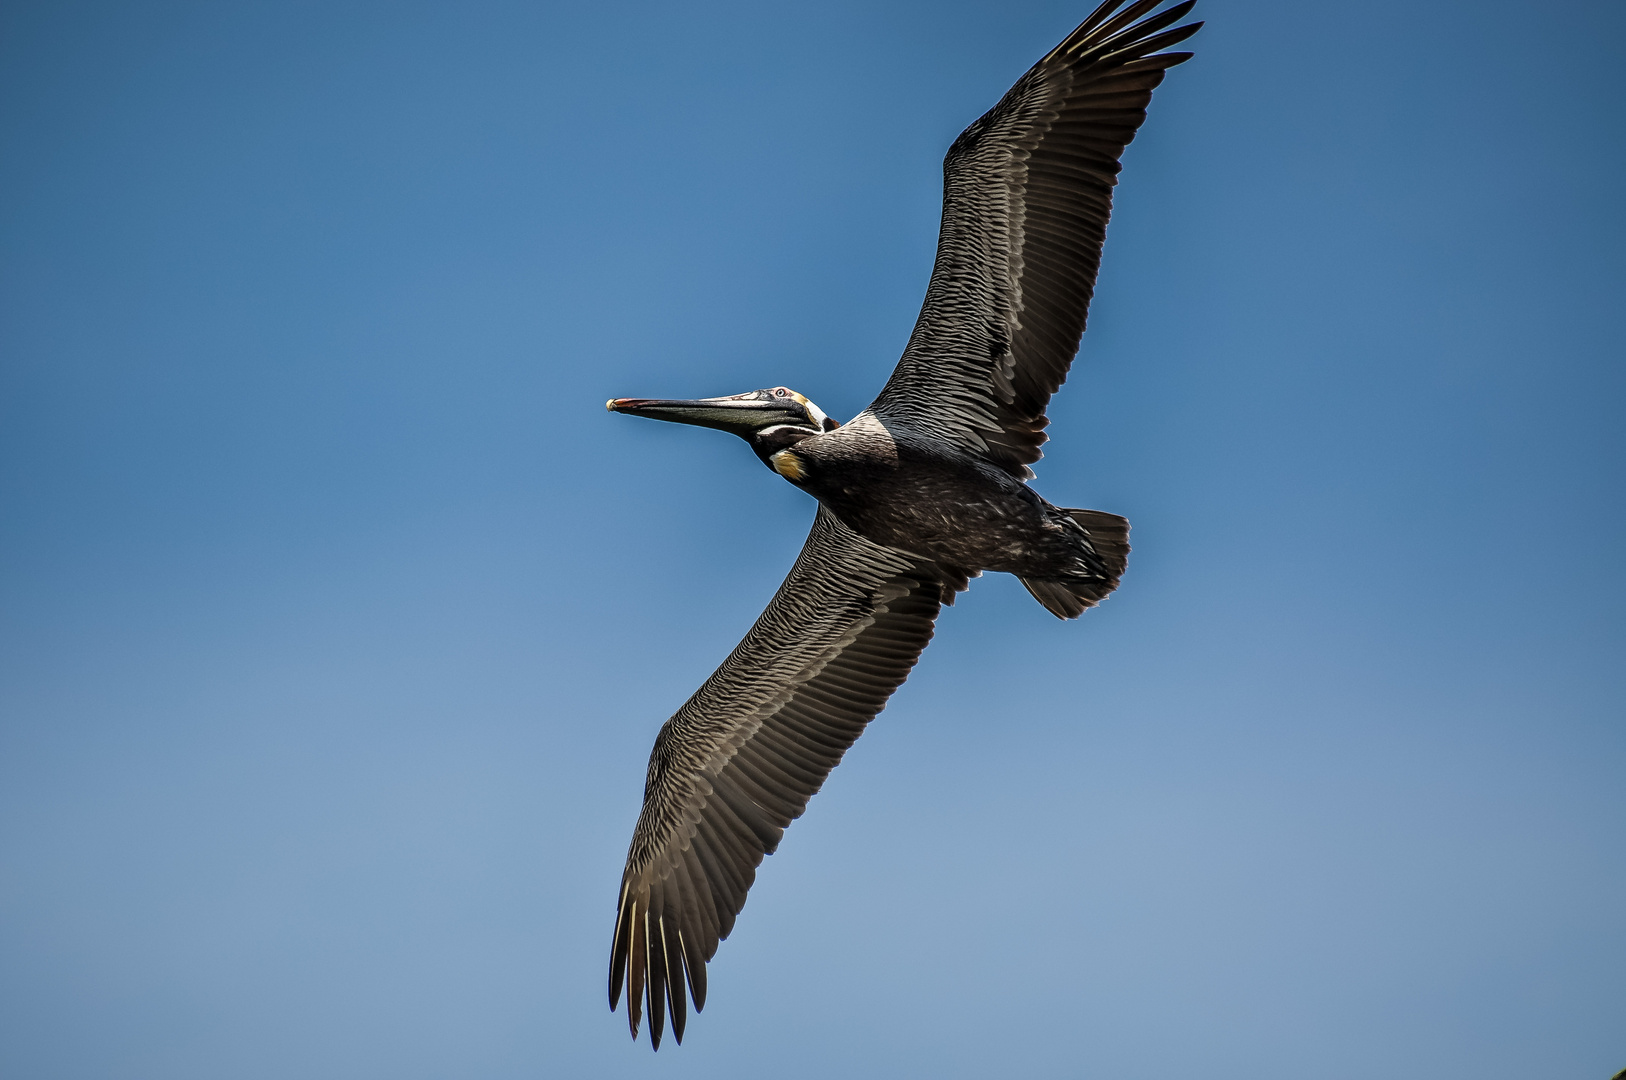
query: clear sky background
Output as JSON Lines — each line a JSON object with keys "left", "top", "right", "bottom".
{"left": 2, "top": 1, "right": 1622, "bottom": 1077}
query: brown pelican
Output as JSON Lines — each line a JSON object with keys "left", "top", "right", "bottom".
{"left": 604, "top": 0, "right": 1199, "bottom": 1048}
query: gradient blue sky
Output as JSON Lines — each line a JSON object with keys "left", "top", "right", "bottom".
{"left": 2, "top": 1, "right": 1623, "bottom": 1077}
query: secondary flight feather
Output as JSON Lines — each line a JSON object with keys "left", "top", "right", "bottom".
{"left": 604, "top": 0, "right": 1199, "bottom": 1048}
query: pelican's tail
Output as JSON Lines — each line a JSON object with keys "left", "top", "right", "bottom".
{"left": 1018, "top": 509, "right": 1130, "bottom": 619}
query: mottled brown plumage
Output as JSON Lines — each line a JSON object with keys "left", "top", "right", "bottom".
{"left": 604, "top": 0, "right": 1198, "bottom": 1048}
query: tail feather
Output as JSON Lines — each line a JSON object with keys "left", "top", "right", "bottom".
{"left": 1019, "top": 509, "right": 1130, "bottom": 620}
{"left": 1066, "top": 509, "right": 1129, "bottom": 579}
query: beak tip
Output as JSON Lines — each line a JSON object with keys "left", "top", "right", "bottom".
{"left": 605, "top": 399, "right": 619, "bottom": 413}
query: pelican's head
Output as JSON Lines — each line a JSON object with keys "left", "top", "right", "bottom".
{"left": 607, "top": 387, "right": 838, "bottom": 473}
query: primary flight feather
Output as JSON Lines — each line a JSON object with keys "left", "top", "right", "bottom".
{"left": 604, "top": 0, "right": 1200, "bottom": 1048}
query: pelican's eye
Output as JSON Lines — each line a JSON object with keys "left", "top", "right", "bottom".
{"left": 774, "top": 388, "right": 788, "bottom": 397}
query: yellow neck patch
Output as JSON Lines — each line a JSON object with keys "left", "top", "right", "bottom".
{"left": 769, "top": 450, "right": 806, "bottom": 482}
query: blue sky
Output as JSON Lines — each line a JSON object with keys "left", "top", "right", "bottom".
{"left": 2, "top": 1, "right": 1622, "bottom": 1077}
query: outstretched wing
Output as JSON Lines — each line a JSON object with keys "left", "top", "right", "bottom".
{"left": 609, "top": 507, "right": 947, "bottom": 1048}
{"left": 871, "top": 0, "right": 1200, "bottom": 478}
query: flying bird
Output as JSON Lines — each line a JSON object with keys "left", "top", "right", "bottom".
{"left": 605, "top": 0, "right": 1199, "bottom": 1048}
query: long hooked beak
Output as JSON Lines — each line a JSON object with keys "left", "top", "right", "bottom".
{"left": 605, "top": 393, "right": 807, "bottom": 436}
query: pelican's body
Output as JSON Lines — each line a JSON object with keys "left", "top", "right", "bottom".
{"left": 771, "top": 413, "right": 1125, "bottom": 609}
{"left": 602, "top": 0, "right": 1200, "bottom": 1048}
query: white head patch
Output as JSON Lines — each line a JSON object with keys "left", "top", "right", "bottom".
{"left": 785, "top": 390, "right": 833, "bottom": 431}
